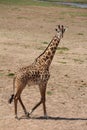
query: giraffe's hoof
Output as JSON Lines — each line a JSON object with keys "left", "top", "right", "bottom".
{"left": 44, "top": 115, "right": 49, "bottom": 119}
{"left": 25, "top": 112, "right": 30, "bottom": 118}
{"left": 15, "top": 115, "right": 20, "bottom": 120}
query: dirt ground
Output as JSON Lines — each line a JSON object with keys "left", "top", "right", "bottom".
{"left": 0, "top": 4, "right": 87, "bottom": 130}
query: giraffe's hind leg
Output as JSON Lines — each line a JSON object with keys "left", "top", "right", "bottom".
{"left": 14, "top": 95, "right": 19, "bottom": 119}
{"left": 14, "top": 84, "right": 28, "bottom": 119}
{"left": 39, "top": 84, "right": 47, "bottom": 118}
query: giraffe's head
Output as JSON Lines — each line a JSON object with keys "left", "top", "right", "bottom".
{"left": 55, "top": 25, "right": 66, "bottom": 39}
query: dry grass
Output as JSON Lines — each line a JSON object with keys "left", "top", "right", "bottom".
{"left": 0, "top": 4, "right": 87, "bottom": 130}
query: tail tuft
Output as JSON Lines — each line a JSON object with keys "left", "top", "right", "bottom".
{"left": 8, "top": 94, "right": 14, "bottom": 104}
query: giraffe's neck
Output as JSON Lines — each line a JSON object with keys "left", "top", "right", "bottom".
{"left": 35, "top": 36, "right": 61, "bottom": 69}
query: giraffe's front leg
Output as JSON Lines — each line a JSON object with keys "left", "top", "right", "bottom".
{"left": 18, "top": 96, "right": 30, "bottom": 118}
{"left": 39, "top": 83, "right": 48, "bottom": 118}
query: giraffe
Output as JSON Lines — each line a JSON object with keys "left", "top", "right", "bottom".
{"left": 8, "top": 25, "right": 66, "bottom": 119}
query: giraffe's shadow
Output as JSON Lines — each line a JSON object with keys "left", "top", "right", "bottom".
{"left": 19, "top": 115, "right": 87, "bottom": 121}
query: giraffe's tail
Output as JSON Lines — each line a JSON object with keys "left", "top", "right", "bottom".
{"left": 8, "top": 77, "right": 16, "bottom": 104}
{"left": 8, "top": 94, "right": 14, "bottom": 104}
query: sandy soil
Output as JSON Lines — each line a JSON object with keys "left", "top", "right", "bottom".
{"left": 0, "top": 4, "right": 87, "bottom": 130}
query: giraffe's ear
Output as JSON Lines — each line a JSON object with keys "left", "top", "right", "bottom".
{"left": 58, "top": 25, "right": 60, "bottom": 29}
{"left": 64, "top": 26, "right": 68, "bottom": 32}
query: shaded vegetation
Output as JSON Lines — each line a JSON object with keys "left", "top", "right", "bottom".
{"left": 0, "top": 0, "right": 53, "bottom": 6}
{"left": 43, "top": 0, "right": 87, "bottom": 4}
{"left": 77, "top": 33, "right": 84, "bottom": 35}
{"left": 7, "top": 73, "right": 15, "bottom": 77}
{"left": 0, "top": 0, "right": 86, "bottom": 5}
{"left": 47, "top": 91, "right": 52, "bottom": 95}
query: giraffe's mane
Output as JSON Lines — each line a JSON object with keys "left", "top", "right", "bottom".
{"left": 35, "top": 35, "right": 57, "bottom": 61}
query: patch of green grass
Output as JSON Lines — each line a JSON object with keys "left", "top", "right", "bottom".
{"left": 69, "top": 12, "right": 87, "bottom": 18}
{"left": 37, "top": 46, "right": 46, "bottom": 50}
{"left": 42, "top": 41, "right": 49, "bottom": 44}
{"left": 0, "top": 73, "right": 4, "bottom": 76}
{"left": 80, "top": 85, "right": 87, "bottom": 88}
{"left": 77, "top": 13, "right": 87, "bottom": 17}
{"left": 47, "top": 91, "right": 52, "bottom": 95}
{"left": 0, "top": 0, "right": 87, "bottom": 6}
{"left": 58, "top": 47, "right": 69, "bottom": 54}
{"left": 11, "top": 7, "right": 21, "bottom": 11}
{"left": 58, "top": 50, "right": 64, "bottom": 54}
{"left": 7, "top": 73, "right": 15, "bottom": 77}
{"left": 59, "top": 17, "right": 65, "bottom": 20}
{"left": 73, "top": 58, "right": 84, "bottom": 64}
{"left": 0, "top": 0, "right": 24, "bottom": 5}
{"left": 0, "top": 0, "right": 54, "bottom": 6}
{"left": 60, "top": 11, "right": 87, "bottom": 19}
{"left": 77, "top": 33, "right": 84, "bottom": 35}
{"left": 58, "top": 47, "right": 69, "bottom": 51}
{"left": 24, "top": 45, "right": 30, "bottom": 48}
{"left": 59, "top": 61, "right": 67, "bottom": 64}
{"left": 17, "top": 16, "right": 28, "bottom": 20}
